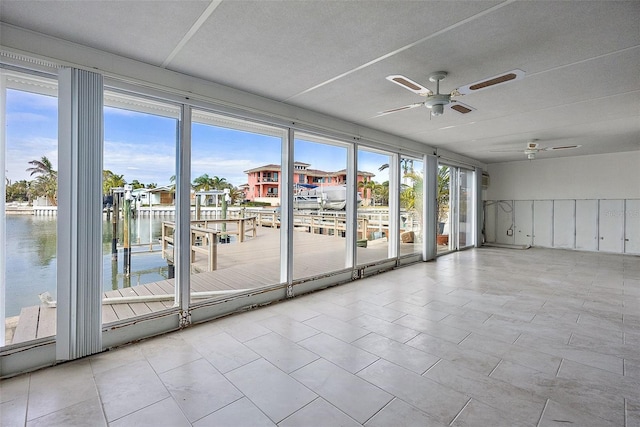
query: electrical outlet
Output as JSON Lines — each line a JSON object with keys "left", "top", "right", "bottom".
{"left": 506, "top": 229, "right": 513, "bottom": 236}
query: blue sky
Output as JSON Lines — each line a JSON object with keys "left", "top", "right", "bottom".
{"left": 5, "top": 89, "right": 389, "bottom": 187}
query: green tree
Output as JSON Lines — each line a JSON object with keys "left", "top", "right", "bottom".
{"left": 210, "top": 175, "right": 231, "bottom": 190}
{"left": 26, "top": 156, "right": 57, "bottom": 205}
{"left": 130, "top": 179, "right": 145, "bottom": 189}
{"left": 103, "top": 170, "right": 126, "bottom": 194}
{"left": 378, "top": 158, "right": 414, "bottom": 175}
{"left": 401, "top": 171, "right": 424, "bottom": 234}
{"left": 5, "top": 179, "right": 30, "bottom": 202}
{"left": 374, "top": 181, "right": 390, "bottom": 206}
{"left": 437, "top": 166, "right": 450, "bottom": 223}
{"left": 192, "top": 174, "right": 214, "bottom": 191}
{"left": 358, "top": 179, "right": 376, "bottom": 205}
{"left": 227, "top": 186, "right": 244, "bottom": 205}
{"left": 400, "top": 172, "right": 419, "bottom": 211}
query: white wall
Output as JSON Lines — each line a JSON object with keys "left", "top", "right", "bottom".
{"left": 483, "top": 151, "right": 640, "bottom": 254}
{"left": 485, "top": 151, "right": 640, "bottom": 201}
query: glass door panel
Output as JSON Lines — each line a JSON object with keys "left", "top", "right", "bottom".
{"left": 3, "top": 72, "right": 58, "bottom": 346}
{"left": 293, "top": 134, "right": 348, "bottom": 280}
{"left": 437, "top": 165, "right": 452, "bottom": 254}
{"left": 437, "top": 164, "right": 475, "bottom": 254}
{"left": 357, "top": 148, "right": 392, "bottom": 265}
{"left": 102, "top": 90, "right": 180, "bottom": 325}
{"left": 400, "top": 157, "right": 424, "bottom": 256}
{"left": 190, "top": 110, "right": 284, "bottom": 302}
{"left": 458, "top": 168, "right": 474, "bottom": 248}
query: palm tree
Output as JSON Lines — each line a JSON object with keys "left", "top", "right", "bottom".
{"left": 375, "top": 181, "right": 390, "bottom": 206}
{"left": 357, "top": 179, "right": 376, "bottom": 205}
{"left": 401, "top": 171, "right": 423, "bottom": 212}
{"left": 437, "top": 166, "right": 450, "bottom": 224}
{"left": 103, "top": 170, "right": 126, "bottom": 194}
{"left": 227, "top": 187, "right": 244, "bottom": 205}
{"left": 26, "top": 156, "right": 57, "bottom": 205}
{"left": 192, "top": 174, "right": 214, "bottom": 191}
{"left": 210, "top": 176, "right": 230, "bottom": 190}
{"left": 130, "top": 179, "right": 145, "bottom": 189}
{"left": 378, "top": 158, "right": 414, "bottom": 175}
{"left": 26, "top": 156, "right": 56, "bottom": 178}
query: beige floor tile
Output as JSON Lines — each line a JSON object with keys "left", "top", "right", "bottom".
{"left": 3, "top": 247, "right": 637, "bottom": 427}
{"left": 225, "top": 358, "right": 316, "bottom": 423}
{"left": 358, "top": 359, "right": 469, "bottom": 425}
{"left": 291, "top": 359, "right": 392, "bottom": 423}
{"left": 159, "top": 358, "right": 243, "bottom": 422}
{"left": 364, "top": 397, "right": 447, "bottom": 427}
{"left": 279, "top": 398, "right": 361, "bottom": 427}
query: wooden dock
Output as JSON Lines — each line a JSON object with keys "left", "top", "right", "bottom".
{"left": 7, "top": 225, "right": 423, "bottom": 345}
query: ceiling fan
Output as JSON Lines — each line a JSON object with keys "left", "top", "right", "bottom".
{"left": 491, "top": 140, "right": 582, "bottom": 160}
{"left": 379, "top": 69, "right": 525, "bottom": 117}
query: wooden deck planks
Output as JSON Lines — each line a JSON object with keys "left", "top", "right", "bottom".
{"left": 12, "top": 306, "right": 40, "bottom": 344}
{"left": 36, "top": 306, "right": 56, "bottom": 339}
{"left": 11, "top": 227, "right": 417, "bottom": 344}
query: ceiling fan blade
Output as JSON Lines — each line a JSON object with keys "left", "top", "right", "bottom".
{"left": 489, "top": 149, "right": 527, "bottom": 153}
{"left": 376, "top": 103, "right": 424, "bottom": 117}
{"left": 449, "top": 100, "right": 475, "bottom": 114}
{"left": 455, "top": 69, "right": 525, "bottom": 95}
{"left": 542, "top": 145, "right": 582, "bottom": 151}
{"left": 386, "top": 75, "right": 432, "bottom": 96}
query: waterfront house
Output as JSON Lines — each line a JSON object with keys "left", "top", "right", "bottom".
{"left": 244, "top": 162, "right": 375, "bottom": 205}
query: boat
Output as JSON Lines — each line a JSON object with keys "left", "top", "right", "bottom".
{"left": 294, "top": 185, "right": 361, "bottom": 210}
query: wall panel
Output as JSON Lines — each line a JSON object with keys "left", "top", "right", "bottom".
{"left": 575, "top": 200, "right": 598, "bottom": 251}
{"left": 533, "top": 201, "right": 553, "bottom": 247}
{"left": 553, "top": 200, "right": 575, "bottom": 249}
{"left": 625, "top": 199, "right": 640, "bottom": 254}
{"left": 599, "top": 200, "right": 624, "bottom": 253}
{"left": 514, "top": 200, "right": 533, "bottom": 246}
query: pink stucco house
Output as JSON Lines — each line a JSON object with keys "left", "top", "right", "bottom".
{"left": 243, "top": 162, "right": 375, "bottom": 205}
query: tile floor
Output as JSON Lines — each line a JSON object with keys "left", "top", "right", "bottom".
{"left": 1, "top": 247, "right": 639, "bottom": 426}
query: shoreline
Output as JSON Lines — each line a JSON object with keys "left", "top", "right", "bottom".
{"left": 6, "top": 208, "right": 35, "bottom": 215}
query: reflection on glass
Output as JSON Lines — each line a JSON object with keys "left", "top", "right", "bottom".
{"left": 102, "top": 92, "right": 179, "bottom": 324}
{"left": 400, "top": 158, "right": 424, "bottom": 256}
{"left": 3, "top": 81, "right": 58, "bottom": 345}
{"left": 437, "top": 165, "right": 451, "bottom": 254}
{"left": 293, "top": 135, "right": 349, "bottom": 279}
{"left": 459, "top": 169, "right": 474, "bottom": 248}
{"left": 190, "top": 110, "right": 284, "bottom": 302}
{"left": 357, "top": 148, "right": 392, "bottom": 265}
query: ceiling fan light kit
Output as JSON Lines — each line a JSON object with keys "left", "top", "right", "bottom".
{"left": 380, "top": 69, "right": 525, "bottom": 118}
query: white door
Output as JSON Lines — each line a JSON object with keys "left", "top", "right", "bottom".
{"left": 575, "top": 200, "right": 598, "bottom": 251}
{"left": 625, "top": 199, "right": 640, "bottom": 254}
{"left": 599, "top": 200, "right": 624, "bottom": 253}
{"left": 514, "top": 200, "right": 533, "bottom": 246}
{"left": 553, "top": 200, "right": 575, "bottom": 249}
{"left": 533, "top": 200, "right": 553, "bottom": 247}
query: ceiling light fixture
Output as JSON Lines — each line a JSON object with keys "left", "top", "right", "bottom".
{"left": 430, "top": 104, "right": 444, "bottom": 116}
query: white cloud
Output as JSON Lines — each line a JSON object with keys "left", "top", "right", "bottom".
{"left": 6, "top": 137, "right": 58, "bottom": 182}
{"left": 7, "top": 112, "right": 51, "bottom": 123}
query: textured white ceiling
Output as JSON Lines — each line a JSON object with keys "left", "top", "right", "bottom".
{"left": 1, "top": 0, "right": 638, "bottom": 163}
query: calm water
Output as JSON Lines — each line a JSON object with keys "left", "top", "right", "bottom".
{"left": 5, "top": 215, "right": 170, "bottom": 317}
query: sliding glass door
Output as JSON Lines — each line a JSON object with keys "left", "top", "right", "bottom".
{"left": 437, "top": 163, "right": 475, "bottom": 254}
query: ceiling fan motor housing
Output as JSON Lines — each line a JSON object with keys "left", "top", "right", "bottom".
{"left": 424, "top": 94, "right": 451, "bottom": 116}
